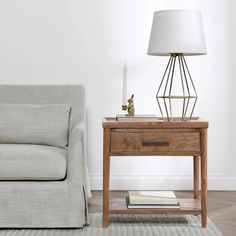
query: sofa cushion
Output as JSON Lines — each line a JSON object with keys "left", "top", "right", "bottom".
{"left": 0, "top": 104, "right": 71, "bottom": 148}
{"left": 0, "top": 144, "right": 67, "bottom": 180}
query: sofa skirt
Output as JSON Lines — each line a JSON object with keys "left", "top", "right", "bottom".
{"left": 0, "top": 180, "right": 88, "bottom": 228}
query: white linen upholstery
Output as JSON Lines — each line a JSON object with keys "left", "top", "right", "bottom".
{"left": 0, "top": 181, "right": 86, "bottom": 228}
{"left": 0, "top": 85, "right": 90, "bottom": 228}
{"left": 0, "top": 144, "right": 67, "bottom": 180}
{"left": 0, "top": 104, "right": 70, "bottom": 148}
{"left": 0, "top": 85, "right": 85, "bottom": 132}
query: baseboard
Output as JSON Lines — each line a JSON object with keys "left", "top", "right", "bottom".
{"left": 89, "top": 174, "right": 236, "bottom": 190}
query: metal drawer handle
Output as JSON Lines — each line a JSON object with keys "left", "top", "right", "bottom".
{"left": 142, "top": 140, "right": 170, "bottom": 146}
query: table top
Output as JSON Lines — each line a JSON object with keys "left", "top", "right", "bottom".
{"left": 103, "top": 117, "right": 209, "bottom": 129}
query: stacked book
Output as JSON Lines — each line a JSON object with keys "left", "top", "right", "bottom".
{"left": 126, "top": 191, "right": 180, "bottom": 209}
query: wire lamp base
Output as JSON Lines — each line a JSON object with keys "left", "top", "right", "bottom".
{"left": 156, "top": 53, "right": 198, "bottom": 121}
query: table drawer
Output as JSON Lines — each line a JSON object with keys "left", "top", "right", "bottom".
{"left": 110, "top": 130, "right": 200, "bottom": 154}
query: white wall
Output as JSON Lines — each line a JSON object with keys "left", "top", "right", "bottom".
{"left": 0, "top": 0, "right": 235, "bottom": 190}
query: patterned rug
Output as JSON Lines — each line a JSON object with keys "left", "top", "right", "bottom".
{"left": 0, "top": 213, "right": 223, "bottom": 236}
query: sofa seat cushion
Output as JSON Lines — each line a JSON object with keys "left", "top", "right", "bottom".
{"left": 0, "top": 144, "right": 67, "bottom": 180}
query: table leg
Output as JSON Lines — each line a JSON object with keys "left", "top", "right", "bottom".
{"left": 193, "top": 156, "right": 199, "bottom": 199}
{"left": 103, "top": 128, "right": 111, "bottom": 227}
{"left": 200, "top": 129, "right": 207, "bottom": 228}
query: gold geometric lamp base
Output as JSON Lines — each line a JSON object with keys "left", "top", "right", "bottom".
{"left": 156, "top": 53, "right": 197, "bottom": 121}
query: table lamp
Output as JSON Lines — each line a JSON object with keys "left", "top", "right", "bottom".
{"left": 147, "top": 10, "right": 207, "bottom": 121}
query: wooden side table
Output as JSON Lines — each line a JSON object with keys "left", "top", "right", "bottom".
{"left": 102, "top": 117, "right": 208, "bottom": 228}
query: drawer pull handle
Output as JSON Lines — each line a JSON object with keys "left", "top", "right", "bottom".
{"left": 142, "top": 141, "right": 170, "bottom": 146}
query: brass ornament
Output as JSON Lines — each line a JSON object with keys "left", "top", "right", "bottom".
{"left": 122, "top": 94, "right": 135, "bottom": 116}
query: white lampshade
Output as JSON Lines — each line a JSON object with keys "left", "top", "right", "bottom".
{"left": 148, "top": 10, "right": 207, "bottom": 56}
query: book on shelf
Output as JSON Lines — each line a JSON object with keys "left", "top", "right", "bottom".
{"left": 128, "top": 191, "right": 178, "bottom": 205}
{"left": 126, "top": 197, "right": 180, "bottom": 209}
{"left": 116, "top": 114, "right": 161, "bottom": 122}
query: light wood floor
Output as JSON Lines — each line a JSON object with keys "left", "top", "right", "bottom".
{"left": 89, "top": 191, "right": 236, "bottom": 236}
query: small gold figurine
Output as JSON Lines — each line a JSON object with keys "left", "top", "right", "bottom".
{"left": 127, "top": 94, "right": 135, "bottom": 116}
{"left": 122, "top": 94, "right": 135, "bottom": 116}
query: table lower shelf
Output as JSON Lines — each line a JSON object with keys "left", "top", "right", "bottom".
{"left": 109, "top": 197, "right": 201, "bottom": 215}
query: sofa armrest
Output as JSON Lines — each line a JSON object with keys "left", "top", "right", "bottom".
{"left": 67, "top": 122, "right": 91, "bottom": 197}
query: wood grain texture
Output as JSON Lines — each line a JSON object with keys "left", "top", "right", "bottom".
{"left": 103, "top": 117, "right": 208, "bottom": 129}
{"left": 111, "top": 151, "right": 201, "bottom": 156}
{"left": 200, "top": 128, "right": 208, "bottom": 228}
{"left": 112, "top": 128, "right": 199, "bottom": 133}
{"left": 109, "top": 198, "right": 201, "bottom": 215}
{"left": 102, "top": 118, "right": 208, "bottom": 228}
{"left": 194, "top": 156, "right": 200, "bottom": 200}
{"left": 110, "top": 131, "right": 200, "bottom": 154}
{"left": 103, "top": 128, "right": 111, "bottom": 227}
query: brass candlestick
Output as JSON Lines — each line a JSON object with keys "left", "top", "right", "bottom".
{"left": 122, "top": 94, "right": 135, "bottom": 116}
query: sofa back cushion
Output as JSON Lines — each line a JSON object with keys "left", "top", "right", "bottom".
{"left": 0, "top": 85, "right": 85, "bottom": 132}
{"left": 0, "top": 104, "right": 71, "bottom": 148}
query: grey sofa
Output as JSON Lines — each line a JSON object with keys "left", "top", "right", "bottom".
{"left": 0, "top": 85, "right": 90, "bottom": 228}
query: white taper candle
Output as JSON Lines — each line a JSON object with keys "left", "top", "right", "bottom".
{"left": 122, "top": 62, "right": 127, "bottom": 105}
